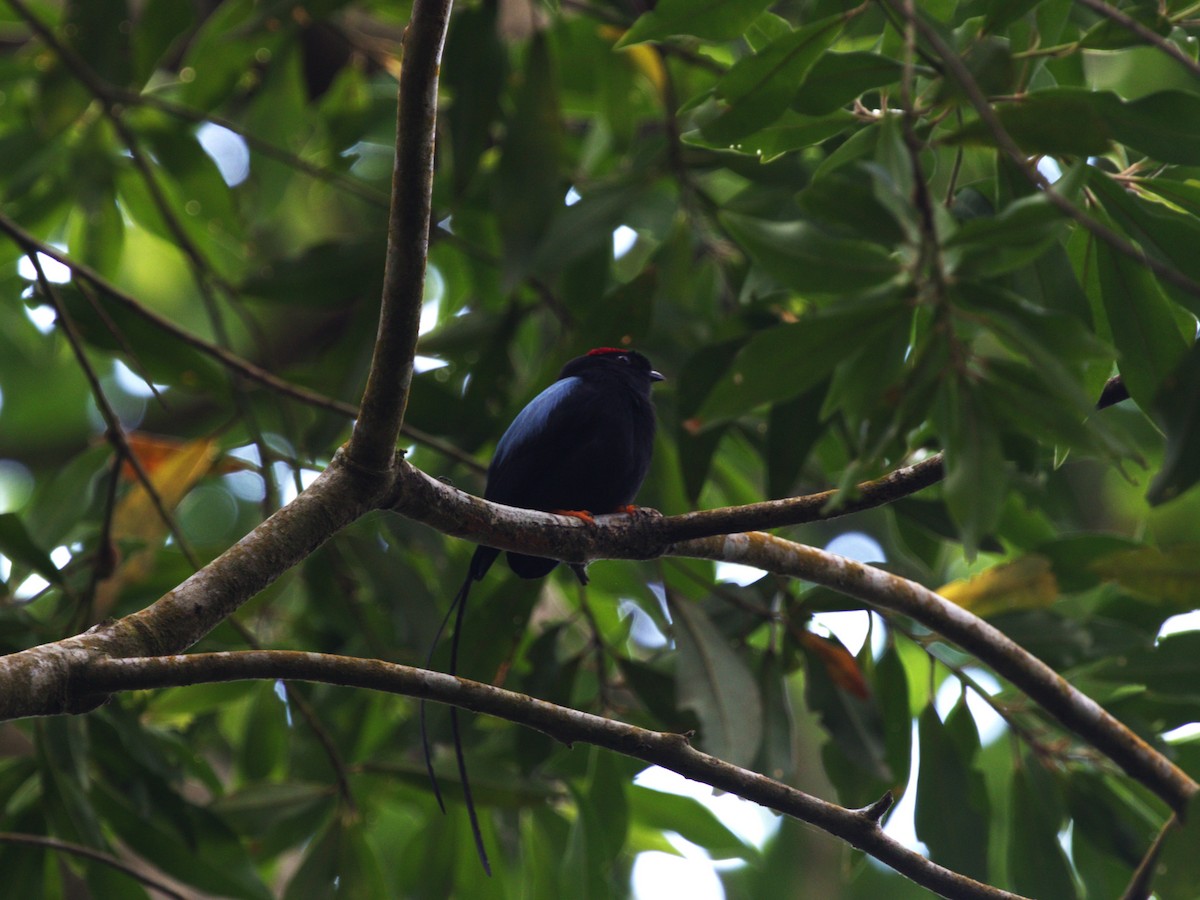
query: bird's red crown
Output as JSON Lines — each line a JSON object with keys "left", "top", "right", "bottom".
{"left": 587, "top": 347, "right": 626, "bottom": 357}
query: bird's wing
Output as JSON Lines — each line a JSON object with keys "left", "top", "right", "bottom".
{"left": 485, "top": 376, "right": 593, "bottom": 503}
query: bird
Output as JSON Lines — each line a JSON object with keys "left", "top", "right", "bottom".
{"left": 424, "top": 347, "right": 663, "bottom": 873}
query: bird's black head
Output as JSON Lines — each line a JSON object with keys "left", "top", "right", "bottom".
{"left": 559, "top": 347, "right": 665, "bottom": 391}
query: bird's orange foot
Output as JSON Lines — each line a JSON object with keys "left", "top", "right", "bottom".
{"left": 552, "top": 508, "right": 596, "bottom": 524}
{"left": 618, "top": 504, "right": 661, "bottom": 517}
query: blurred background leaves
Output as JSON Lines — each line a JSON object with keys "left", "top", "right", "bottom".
{"left": 1, "top": 0, "right": 1200, "bottom": 896}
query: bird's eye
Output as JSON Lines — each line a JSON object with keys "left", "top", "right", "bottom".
{"left": 618, "top": 355, "right": 630, "bottom": 364}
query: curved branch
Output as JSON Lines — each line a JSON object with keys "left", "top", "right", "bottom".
{"left": 81, "top": 650, "right": 1030, "bottom": 900}
{"left": 0, "top": 832, "right": 187, "bottom": 900}
{"left": 386, "top": 463, "right": 1196, "bottom": 811}
{"left": 349, "top": 0, "right": 453, "bottom": 472}
{"left": 674, "top": 532, "right": 1198, "bottom": 814}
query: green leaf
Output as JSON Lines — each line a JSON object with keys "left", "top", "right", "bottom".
{"left": 1154, "top": 795, "right": 1200, "bottom": 898}
{"left": 92, "top": 778, "right": 270, "bottom": 899}
{"left": 1090, "top": 171, "right": 1200, "bottom": 312}
{"left": 54, "top": 283, "right": 228, "bottom": 393}
{"left": 793, "top": 52, "right": 905, "bottom": 116}
{"left": 686, "top": 110, "right": 856, "bottom": 162}
{"left": 619, "top": 0, "right": 774, "bottom": 45}
{"left": 1094, "top": 214, "right": 1190, "bottom": 408}
{"left": 210, "top": 782, "right": 334, "bottom": 836}
{"left": 1007, "top": 763, "right": 1076, "bottom": 899}
{"left": 495, "top": 36, "right": 564, "bottom": 279}
{"left": 766, "top": 385, "right": 826, "bottom": 498}
{"left": 240, "top": 237, "right": 385, "bottom": 306}
{"left": 0, "top": 513, "right": 62, "bottom": 585}
{"left": 1148, "top": 343, "right": 1200, "bottom": 505}
{"left": 283, "top": 816, "right": 387, "bottom": 900}
{"left": 629, "top": 785, "right": 759, "bottom": 860}
{"left": 948, "top": 89, "right": 1200, "bottom": 164}
{"left": 700, "top": 17, "right": 844, "bottom": 143}
{"left": 934, "top": 376, "right": 1008, "bottom": 557}
{"left": 876, "top": 644, "right": 912, "bottom": 791}
{"left": 236, "top": 681, "right": 289, "bottom": 781}
{"left": 915, "top": 703, "right": 990, "bottom": 881}
{"left": 754, "top": 651, "right": 796, "bottom": 783}
{"left": 694, "top": 294, "right": 907, "bottom": 428}
{"left": 803, "top": 634, "right": 892, "bottom": 803}
{"left": 443, "top": 4, "right": 508, "bottom": 197}
{"left": 672, "top": 600, "right": 763, "bottom": 767}
{"left": 1091, "top": 631, "right": 1200, "bottom": 695}
{"left": 947, "top": 88, "right": 1113, "bottom": 156}
{"left": 720, "top": 211, "right": 902, "bottom": 292}
{"left": 1080, "top": 0, "right": 1169, "bottom": 50}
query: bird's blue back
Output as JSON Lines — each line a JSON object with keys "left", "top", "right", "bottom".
{"left": 488, "top": 376, "right": 581, "bottom": 476}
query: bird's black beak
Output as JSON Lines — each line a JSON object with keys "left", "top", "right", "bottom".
{"left": 650, "top": 370, "right": 665, "bottom": 382}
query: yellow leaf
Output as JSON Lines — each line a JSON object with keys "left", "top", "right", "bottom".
{"left": 95, "top": 436, "right": 221, "bottom": 618}
{"left": 113, "top": 436, "right": 221, "bottom": 543}
{"left": 1090, "top": 545, "right": 1200, "bottom": 606}
{"left": 599, "top": 25, "right": 666, "bottom": 95}
{"left": 938, "top": 555, "right": 1059, "bottom": 618}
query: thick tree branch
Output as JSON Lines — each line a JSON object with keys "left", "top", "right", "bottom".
{"left": 81, "top": 650, "right": 1030, "bottom": 900}
{"left": 349, "top": 0, "right": 453, "bottom": 472}
{"left": 385, "top": 464, "right": 1196, "bottom": 812}
{"left": 0, "top": 450, "right": 388, "bottom": 720}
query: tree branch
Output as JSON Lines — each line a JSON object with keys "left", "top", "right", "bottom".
{"left": 674, "top": 531, "right": 1197, "bottom": 814}
{"left": 1073, "top": 0, "right": 1200, "bottom": 80}
{"left": 882, "top": 0, "right": 1200, "bottom": 302}
{"left": 0, "top": 209, "right": 484, "bottom": 473}
{"left": 0, "top": 832, "right": 188, "bottom": 900}
{"left": 349, "top": 0, "right": 453, "bottom": 472}
{"left": 81, "top": 650, "right": 1031, "bottom": 900}
{"left": 0, "top": 449, "right": 388, "bottom": 720}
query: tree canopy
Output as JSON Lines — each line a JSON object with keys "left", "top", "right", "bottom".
{"left": 2, "top": 0, "right": 1200, "bottom": 897}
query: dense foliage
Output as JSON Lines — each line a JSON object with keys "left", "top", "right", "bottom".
{"left": 2, "top": 0, "right": 1200, "bottom": 896}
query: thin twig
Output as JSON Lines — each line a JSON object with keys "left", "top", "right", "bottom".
{"left": 227, "top": 617, "right": 359, "bottom": 813}
{"left": 25, "top": 251, "right": 200, "bottom": 572}
{"left": 1121, "top": 813, "right": 1176, "bottom": 900}
{"left": 882, "top": 0, "right": 1200, "bottom": 302}
{"left": 0, "top": 832, "right": 188, "bottom": 900}
{"left": 1074, "top": 0, "right": 1200, "bottom": 79}
{"left": 0, "top": 211, "right": 485, "bottom": 473}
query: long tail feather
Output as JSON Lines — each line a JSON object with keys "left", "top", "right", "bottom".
{"left": 420, "top": 561, "right": 492, "bottom": 873}
{"left": 449, "top": 582, "right": 491, "bottom": 875}
{"left": 421, "top": 570, "right": 472, "bottom": 814}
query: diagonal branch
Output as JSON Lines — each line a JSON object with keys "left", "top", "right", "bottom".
{"left": 0, "top": 832, "right": 188, "bottom": 900}
{"left": 386, "top": 463, "right": 1196, "bottom": 812}
{"left": 881, "top": 0, "right": 1200, "bottom": 302}
{"left": 1073, "top": 0, "right": 1200, "bottom": 80}
{"left": 81, "top": 649, "right": 1031, "bottom": 900}
{"left": 674, "top": 531, "right": 1197, "bottom": 814}
{"left": 0, "top": 210, "right": 484, "bottom": 473}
